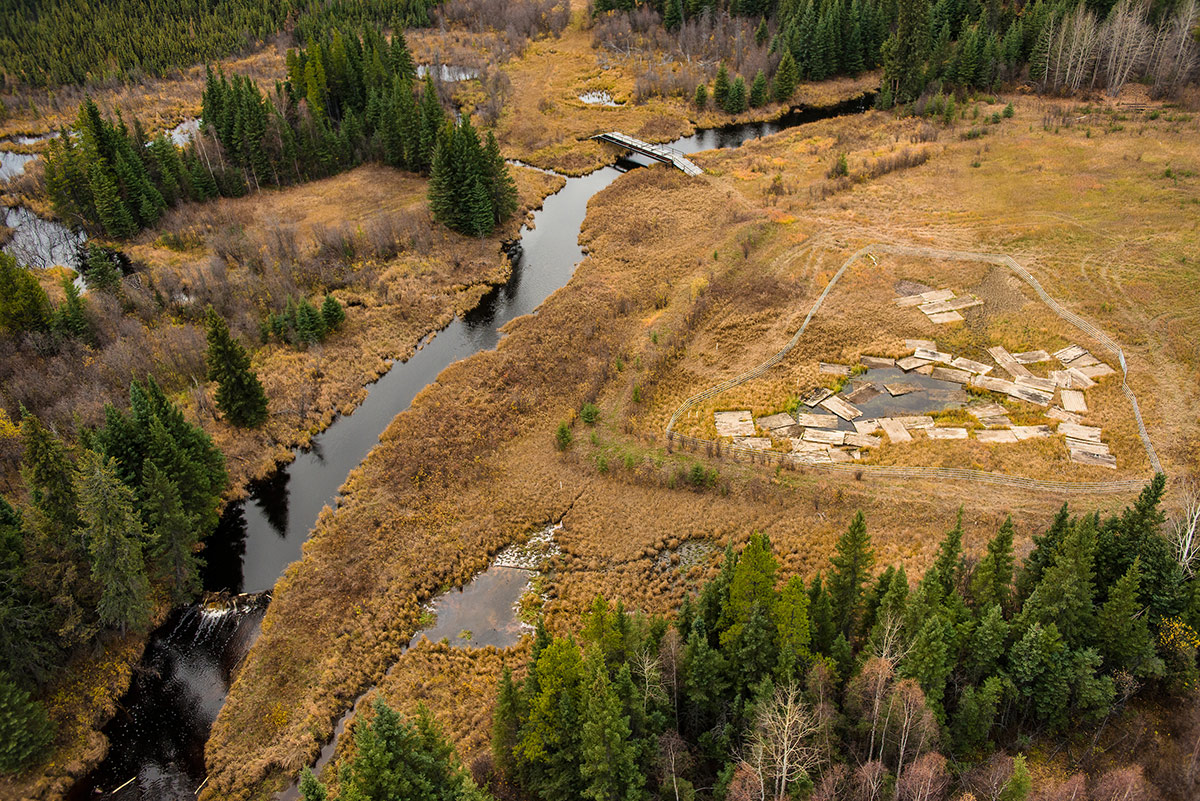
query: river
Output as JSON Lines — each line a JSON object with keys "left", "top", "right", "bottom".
{"left": 67, "top": 93, "right": 874, "bottom": 800}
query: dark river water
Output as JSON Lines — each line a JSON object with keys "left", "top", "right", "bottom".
{"left": 68, "top": 93, "right": 874, "bottom": 800}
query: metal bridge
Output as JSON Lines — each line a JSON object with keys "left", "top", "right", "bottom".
{"left": 591, "top": 131, "right": 703, "bottom": 176}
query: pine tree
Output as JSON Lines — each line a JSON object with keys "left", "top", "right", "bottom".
{"left": 75, "top": 450, "right": 151, "bottom": 635}
{"left": 141, "top": 462, "right": 200, "bottom": 604}
{"left": 665, "top": 0, "right": 684, "bottom": 30}
{"left": 970, "top": 517, "right": 1015, "bottom": 612}
{"left": 0, "top": 253, "right": 52, "bottom": 334}
{"left": 713, "top": 63, "right": 731, "bottom": 108}
{"left": 483, "top": 131, "right": 518, "bottom": 226}
{"left": 882, "top": 0, "right": 933, "bottom": 101}
{"left": 965, "top": 603, "right": 1009, "bottom": 682}
{"left": 748, "top": 70, "right": 769, "bottom": 107}
{"left": 1097, "top": 558, "right": 1160, "bottom": 677}
{"left": 808, "top": 572, "right": 835, "bottom": 654}
{"left": 1020, "top": 516, "right": 1097, "bottom": 649}
{"left": 827, "top": 510, "right": 874, "bottom": 640}
{"left": 774, "top": 50, "right": 799, "bottom": 103}
{"left": 320, "top": 294, "right": 346, "bottom": 331}
{"left": 721, "top": 532, "right": 778, "bottom": 645}
{"left": 52, "top": 277, "right": 91, "bottom": 341}
{"left": 694, "top": 83, "right": 708, "bottom": 109}
{"left": 0, "top": 674, "right": 55, "bottom": 772}
{"left": 205, "top": 307, "right": 269, "bottom": 427}
{"left": 89, "top": 164, "right": 137, "bottom": 238}
{"left": 580, "top": 651, "right": 644, "bottom": 801}
{"left": 775, "top": 575, "right": 812, "bottom": 678}
{"left": 724, "top": 76, "right": 748, "bottom": 113}
{"left": 295, "top": 297, "right": 327, "bottom": 345}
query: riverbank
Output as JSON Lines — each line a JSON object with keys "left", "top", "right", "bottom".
{"left": 203, "top": 94, "right": 1198, "bottom": 800}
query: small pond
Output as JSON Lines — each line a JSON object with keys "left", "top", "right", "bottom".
{"left": 0, "top": 150, "right": 37, "bottom": 182}
{"left": 3, "top": 205, "right": 85, "bottom": 270}
{"left": 822, "top": 366, "right": 968, "bottom": 429}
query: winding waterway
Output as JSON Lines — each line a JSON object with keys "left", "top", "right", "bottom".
{"left": 68, "top": 93, "right": 873, "bottom": 800}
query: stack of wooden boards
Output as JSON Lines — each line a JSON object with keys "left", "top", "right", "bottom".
{"left": 894, "top": 288, "right": 984, "bottom": 324}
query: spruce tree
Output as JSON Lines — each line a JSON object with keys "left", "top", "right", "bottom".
{"left": 748, "top": 70, "right": 769, "bottom": 107}
{"left": 295, "top": 297, "right": 327, "bottom": 345}
{"left": 665, "top": 0, "right": 683, "bottom": 30}
{"left": 775, "top": 575, "right": 812, "bottom": 677}
{"left": 141, "top": 462, "right": 201, "bottom": 604}
{"left": 89, "top": 165, "right": 137, "bottom": 238}
{"left": 694, "top": 83, "right": 708, "bottom": 109}
{"left": 1097, "top": 558, "right": 1159, "bottom": 677}
{"left": 321, "top": 294, "right": 346, "bottom": 331}
{"left": 970, "top": 517, "right": 1015, "bottom": 612}
{"left": 580, "top": 652, "right": 644, "bottom": 801}
{"left": 52, "top": 277, "right": 91, "bottom": 342}
{"left": 0, "top": 254, "right": 52, "bottom": 334}
{"left": 774, "top": 51, "right": 799, "bottom": 103}
{"left": 492, "top": 667, "right": 523, "bottom": 777}
{"left": 75, "top": 450, "right": 151, "bottom": 635}
{"left": 808, "top": 572, "right": 835, "bottom": 654}
{"left": 205, "top": 307, "right": 269, "bottom": 427}
{"left": 1020, "top": 516, "right": 1097, "bottom": 649}
{"left": 0, "top": 674, "right": 55, "bottom": 773}
{"left": 902, "top": 614, "right": 951, "bottom": 719}
{"left": 724, "top": 76, "right": 748, "bottom": 114}
{"left": 882, "top": 0, "right": 933, "bottom": 101}
{"left": 713, "top": 63, "right": 731, "bottom": 108}
{"left": 483, "top": 131, "right": 518, "bottom": 226}
{"left": 827, "top": 510, "right": 874, "bottom": 639}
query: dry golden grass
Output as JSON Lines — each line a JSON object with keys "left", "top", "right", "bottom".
{"left": 198, "top": 94, "right": 1200, "bottom": 799}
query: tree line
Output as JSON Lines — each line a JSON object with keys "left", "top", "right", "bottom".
{"left": 299, "top": 475, "right": 1199, "bottom": 799}
{"left": 41, "top": 27, "right": 518, "bottom": 240}
{"left": 0, "top": 0, "right": 440, "bottom": 87}
{"left": 0, "top": 379, "right": 228, "bottom": 772}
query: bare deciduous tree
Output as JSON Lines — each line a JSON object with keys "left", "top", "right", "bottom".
{"left": 853, "top": 760, "right": 889, "bottom": 801}
{"left": 656, "top": 730, "right": 693, "bottom": 801}
{"left": 895, "top": 752, "right": 950, "bottom": 801}
{"left": 744, "top": 682, "right": 823, "bottom": 800}
{"left": 1169, "top": 481, "right": 1200, "bottom": 578}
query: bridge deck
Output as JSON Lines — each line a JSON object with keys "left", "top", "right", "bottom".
{"left": 591, "top": 131, "right": 703, "bottom": 176}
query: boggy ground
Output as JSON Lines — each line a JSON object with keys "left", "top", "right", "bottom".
{"left": 202, "top": 95, "right": 1199, "bottom": 800}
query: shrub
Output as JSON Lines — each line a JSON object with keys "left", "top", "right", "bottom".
{"left": 580, "top": 403, "right": 599, "bottom": 425}
{"left": 555, "top": 421, "right": 573, "bottom": 451}
{"left": 1003, "top": 102, "right": 1014, "bottom": 118}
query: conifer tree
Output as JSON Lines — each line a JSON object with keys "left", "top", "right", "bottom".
{"left": 665, "top": 0, "right": 684, "bottom": 30}
{"left": 75, "top": 450, "right": 151, "bottom": 634}
{"left": 141, "top": 462, "right": 201, "bottom": 604}
{"left": 205, "top": 307, "right": 268, "bottom": 427}
{"left": 827, "top": 511, "right": 874, "bottom": 639}
{"left": 713, "top": 63, "right": 731, "bottom": 108}
{"left": 0, "top": 254, "right": 52, "bottom": 334}
{"left": 580, "top": 651, "right": 644, "bottom": 801}
{"left": 492, "top": 667, "right": 523, "bottom": 777}
{"left": 52, "top": 277, "right": 91, "bottom": 342}
{"left": 970, "top": 517, "right": 1015, "bottom": 612}
{"left": 966, "top": 603, "right": 1009, "bottom": 682}
{"left": 808, "top": 572, "right": 835, "bottom": 654}
{"left": 882, "top": 0, "right": 933, "bottom": 101}
{"left": 749, "top": 70, "right": 769, "bottom": 107}
{"left": 721, "top": 532, "right": 778, "bottom": 645}
{"left": 1020, "top": 517, "right": 1097, "bottom": 649}
{"left": 774, "top": 51, "right": 799, "bottom": 103}
{"left": 724, "top": 76, "right": 748, "bottom": 113}
{"left": 0, "top": 674, "right": 55, "bottom": 773}
{"left": 321, "top": 294, "right": 346, "bottom": 331}
{"left": 483, "top": 131, "right": 518, "bottom": 226}
{"left": 694, "top": 83, "right": 708, "bottom": 109}
{"left": 775, "top": 575, "right": 812, "bottom": 677}
{"left": 902, "top": 614, "right": 951, "bottom": 719}
{"left": 295, "top": 297, "right": 327, "bottom": 345}
{"left": 1096, "top": 558, "right": 1159, "bottom": 677}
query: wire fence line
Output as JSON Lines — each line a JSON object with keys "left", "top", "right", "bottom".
{"left": 664, "top": 243, "right": 1159, "bottom": 494}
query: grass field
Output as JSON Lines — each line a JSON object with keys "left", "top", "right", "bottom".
{"left": 201, "top": 92, "right": 1199, "bottom": 800}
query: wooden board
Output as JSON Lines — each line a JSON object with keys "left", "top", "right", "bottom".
{"left": 968, "top": 403, "right": 1009, "bottom": 419}
{"left": 878, "top": 418, "right": 912, "bottom": 443}
{"left": 1064, "top": 353, "right": 1100, "bottom": 369}
{"left": 905, "top": 339, "right": 938, "bottom": 351}
{"left": 896, "top": 289, "right": 954, "bottom": 307}
{"left": 1013, "top": 350, "right": 1051, "bottom": 364}
{"left": 927, "top": 427, "right": 969, "bottom": 439}
{"left": 1009, "top": 385, "right": 1054, "bottom": 406}
{"left": 860, "top": 356, "right": 895, "bottom": 369}
{"left": 986, "top": 346, "right": 1035, "bottom": 379}
{"left": 1069, "top": 449, "right": 1117, "bottom": 469}
{"left": 976, "top": 429, "right": 1019, "bottom": 443}
{"left": 819, "top": 395, "right": 863, "bottom": 421}
{"left": 927, "top": 311, "right": 965, "bottom": 324}
{"left": 920, "top": 296, "right": 983, "bottom": 314}
{"left": 1058, "top": 422, "right": 1102, "bottom": 442}
{"left": 980, "top": 415, "right": 1012, "bottom": 428}
{"left": 714, "top": 411, "right": 754, "bottom": 437}
{"left": 897, "top": 415, "right": 935, "bottom": 429}
{"left": 844, "top": 433, "right": 882, "bottom": 448}
{"left": 1046, "top": 407, "right": 1083, "bottom": 424}
{"left": 789, "top": 438, "right": 828, "bottom": 453}
{"left": 1060, "top": 390, "right": 1087, "bottom": 413}
{"left": 897, "top": 356, "right": 933, "bottom": 371}
{"left": 913, "top": 347, "right": 954, "bottom": 363}
{"left": 931, "top": 366, "right": 972, "bottom": 384}
{"left": 791, "top": 447, "right": 833, "bottom": 464}
{"left": 950, "top": 357, "right": 993, "bottom": 375}
{"left": 971, "top": 375, "right": 1020, "bottom": 395}
{"left": 844, "top": 384, "right": 882, "bottom": 404}
{"left": 803, "top": 428, "right": 846, "bottom": 445}
{"left": 1055, "top": 344, "right": 1089, "bottom": 364}
{"left": 1066, "top": 368, "right": 1097, "bottom": 389}
{"left": 733, "top": 437, "right": 772, "bottom": 450}
{"left": 819, "top": 362, "right": 852, "bottom": 376}
{"left": 915, "top": 364, "right": 935, "bottom": 375}
{"left": 801, "top": 386, "right": 833, "bottom": 407}
{"left": 1078, "top": 363, "right": 1117, "bottom": 380}
{"left": 853, "top": 419, "right": 882, "bottom": 435}
{"left": 883, "top": 384, "right": 919, "bottom": 396}
{"left": 1016, "top": 375, "right": 1057, "bottom": 393}
{"left": 829, "top": 448, "right": 855, "bottom": 463}
{"left": 795, "top": 412, "right": 840, "bottom": 428}
{"left": 757, "top": 413, "right": 797, "bottom": 430}
{"left": 1065, "top": 438, "right": 1110, "bottom": 455}
{"left": 1011, "top": 425, "right": 1053, "bottom": 440}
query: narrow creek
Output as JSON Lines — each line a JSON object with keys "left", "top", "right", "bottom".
{"left": 68, "top": 93, "right": 874, "bottom": 800}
